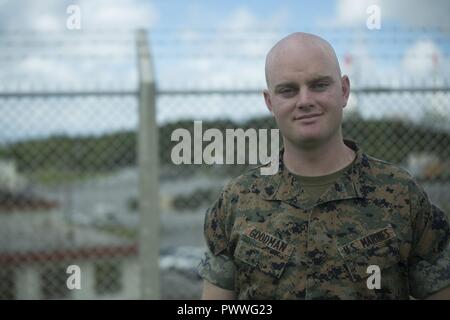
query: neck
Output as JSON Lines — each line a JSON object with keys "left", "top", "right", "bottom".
{"left": 283, "top": 135, "right": 355, "bottom": 177}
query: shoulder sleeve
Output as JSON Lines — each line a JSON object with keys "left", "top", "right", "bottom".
{"left": 197, "top": 249, "right": 235, "bottom": 290}
{"left": 197, "top": 182, "right": 236, "bottom": 290}
{"left": 408, "top": 179, "right": 450, "bottom": 299}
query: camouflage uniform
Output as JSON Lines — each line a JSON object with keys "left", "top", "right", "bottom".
{"left": 198, "top": 139, "right": 450, "bottom": 299}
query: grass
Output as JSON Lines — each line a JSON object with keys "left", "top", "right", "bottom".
{"left": 94, "top": 225, "right": 138, "bottom": 240}
{"left": 26, "top": 168, "right": 107, "bottom": 186}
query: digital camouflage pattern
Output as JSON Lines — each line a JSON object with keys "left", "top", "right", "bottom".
{"left": 198, "top": 139, "right": 450, "bottom": 299}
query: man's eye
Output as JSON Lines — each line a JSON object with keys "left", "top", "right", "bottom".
{"left": 279, "top": 88, "right": 296, "bottom": 95}
{"left": 312, "top": 82, "right": 329, "bottom": 90}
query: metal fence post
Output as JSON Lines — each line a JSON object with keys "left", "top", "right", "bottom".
{"left": 136, "top": 29, "right": 160, "bottom": 299}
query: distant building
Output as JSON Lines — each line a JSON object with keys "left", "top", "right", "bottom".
{"left": 0, "top": 190, "right": 139, "bottom": 300}
{"left": 0, "top": 160, "right": 26, "bottom": 192}
{"left": 407, "top": 152, "right": 446, "bottom": 180}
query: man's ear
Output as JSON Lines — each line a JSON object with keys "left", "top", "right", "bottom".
{"left": 263, "top": 89, "right": 274, "bottom": 115}
{"left": 341, "top": 75, "right": 350, "bottom": 108}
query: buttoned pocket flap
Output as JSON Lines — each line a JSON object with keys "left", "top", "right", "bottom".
{"left": 338, "top": 225, "right": 400, "bottom": 282}
{"left": 234, "top": 235, "right": 292, "bottom": 279}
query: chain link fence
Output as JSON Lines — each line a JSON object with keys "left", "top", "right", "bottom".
{"left": 0, "top": 28, "right": 449, "bottom": 300}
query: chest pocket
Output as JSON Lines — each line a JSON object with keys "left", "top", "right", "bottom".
{"left": 233, "top": 234, "right": 293, "bottom": 279}
{"left": 338, "top": 225, "right": 401, "bottom": 282}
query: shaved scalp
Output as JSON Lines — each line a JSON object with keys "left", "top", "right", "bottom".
{"left": 265, "top": 32, "right": 342, "bottom": 89}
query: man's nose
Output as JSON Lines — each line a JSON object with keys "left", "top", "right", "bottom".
{"left": 295, "top": 87, "right": 314, "bottom": 109}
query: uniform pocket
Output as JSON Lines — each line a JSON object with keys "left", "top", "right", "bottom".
{"left": 344, "top": 239, "right": 400, "bottom": 281}
{"left": 338, "top": 225, "right": 400, "bottom": 282}
{"left": 233, "top": 235, "right": 292, "bottom": 278}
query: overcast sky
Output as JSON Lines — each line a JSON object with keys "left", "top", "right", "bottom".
{"left": 0, "top": 0, "right": 449, "bottom": 142}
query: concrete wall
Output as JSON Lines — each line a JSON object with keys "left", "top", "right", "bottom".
{"left": 13, "top": 257, "right": 140, "bottom": 300}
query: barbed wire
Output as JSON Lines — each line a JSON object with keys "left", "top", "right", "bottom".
{"left": 0, "top": 52, "right": 448, "bottom": 61}
{"left": 0, "top": 35, "right": 448, "bottom": 48}
{"left": 2, "top": 25, "right": 450, "bottom": 33}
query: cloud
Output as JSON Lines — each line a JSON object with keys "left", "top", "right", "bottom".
{"left": 0, "top": 0, "right": 158, "bottom": 31}
{"left": 382, "top": 0, "right": 450, "bottom": 28}
{"left": 18, "top": 57, "right": 78, "bottom": 82}
{"left": 402, "top": 39, "right": 444, "bottom": 76}
{"left": 341, "top": 44, "right": 378, "bottom": 86}
{"left": 156, "top": 6, "right": 290, "bottom": 123}
{"left": 33, "top": 13, "right": 60, "bottom": 30}
{"left": 334, "top": 0, "right": 382, "bottom": 27}
{"left": 329, "top": 0, "right": 450, "bottom": 28}
{"left": 159, "top": 7, "right": 286, "bottom": 88}
{"left": 316, "top": 0, "right": 450, "bottom": 85}
{"left": 0, "top": 0, "right": 64, "bottom": 31}
{"left": 223, "top": 7, "right": 258, "bottom": 31}
{"left": 78, "top": 0, "right": 158, "bottom": 30}
{"left": 0, "top": 0, "right": 156, "bottom": 91}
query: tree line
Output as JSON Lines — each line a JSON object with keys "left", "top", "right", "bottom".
{"left": 0, "top": 117, "right": 449, "bottom": 180}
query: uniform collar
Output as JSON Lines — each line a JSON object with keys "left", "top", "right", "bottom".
{"left": 255, "top": 139, "right": 373, "bottom": 209}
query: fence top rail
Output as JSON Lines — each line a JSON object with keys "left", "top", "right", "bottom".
{"left": 0, "top": 90, "right": 138, "bottom": 98}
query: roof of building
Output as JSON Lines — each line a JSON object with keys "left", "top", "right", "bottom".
{"left": 0, "top": 216, "right": 137, "bottom": 265}
{"left": 0, "top": 190, "right": 59, "bottom": 213}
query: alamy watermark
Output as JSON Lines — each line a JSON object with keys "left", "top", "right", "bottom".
{"left": 66, "top": 265, "right": 81, "bottom": 290}
{"left": 66, "top": 5, "right": 81, "bottom": 30}
{"left": 366, "top": 5, "right": 381, "bottom": 30}
{"left": 171, "top": 121, "right": 280, "bottom": 175}
{"left": 366, "top": 265, "right": 381, "bottom": 289}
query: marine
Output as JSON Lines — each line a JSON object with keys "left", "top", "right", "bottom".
{"left": 198, "top": 32, "right": 450, "bottom": 300}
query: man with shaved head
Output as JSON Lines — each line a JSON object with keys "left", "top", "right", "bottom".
{"left": 198, "top": 32, "right": 450, "bottom": 300}
{"left": 263, "top": 33, "right": 353, "bottom": 176}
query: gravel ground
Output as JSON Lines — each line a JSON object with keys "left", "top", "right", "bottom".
{"left": 31, "top": 171, "right": 449, "bottom": 300}
{"left": 160, "top": 208, "right": 208, "bottom": 300}
{"left": 161, "top": 268, "right": 203, "bottom": 300}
